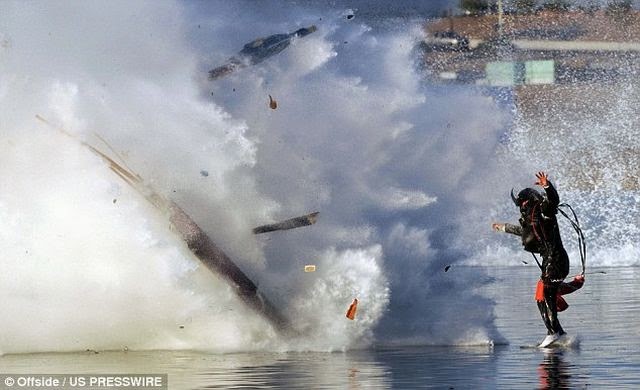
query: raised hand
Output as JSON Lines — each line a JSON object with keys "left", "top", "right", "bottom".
{"left": 535, "top": 171, "right": 549, "bottom": 187}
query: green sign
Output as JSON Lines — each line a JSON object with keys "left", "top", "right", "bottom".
{"left": 486, "top": 61, "right": 515, "bottom": 86}
{"left": 525, "top": 60, "right": 555, "bottom": 84}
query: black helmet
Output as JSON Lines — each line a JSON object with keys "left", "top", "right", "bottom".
{"left": 511, "top": 188, "right": 542, "bottom": 208}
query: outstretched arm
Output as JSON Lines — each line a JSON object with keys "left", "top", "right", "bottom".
{"left": 493, "top": 223, "right": 522, "bottom": 236}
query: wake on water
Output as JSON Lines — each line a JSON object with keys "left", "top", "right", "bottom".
{"left": 0, "top": 1, "right": 636, "bottom": 354}
{"left": 520, "top": 334, "right": 581, "bottom": 350}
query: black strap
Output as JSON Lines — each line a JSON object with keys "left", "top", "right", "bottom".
{"left": 557, "top": 203, "right": 587, "bottom": 275}
{"left": 531, "top": 253, "right": 543, "bottom": 271}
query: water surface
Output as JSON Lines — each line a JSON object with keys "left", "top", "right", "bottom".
{"left": 2, "top": 266, "right": 638, "bottom": 389}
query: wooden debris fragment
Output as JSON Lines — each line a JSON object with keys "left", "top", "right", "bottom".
{"left": 346, "top": 298, "right": 358, "bottom": 320}
{"left": 253, "top": 212, "right": 319, "bottom": 234}
{"left": 269, "top": 95, "right": 278, "bottom": 109}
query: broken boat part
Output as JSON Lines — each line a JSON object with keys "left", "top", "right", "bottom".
{"left": 253, "top": 211, "right": 319, "bottom": 234}
{"left": 35, "top": 115, "right": 294, "bottom": 335}
{"left": 209, "top": 25, "right": 317, "bottom": 80}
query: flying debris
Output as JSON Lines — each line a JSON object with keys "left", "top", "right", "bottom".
{"left": 36, "top": 115, "right": 294, "bottom": 335}
{"left": 304, "top": 265, "right": 316, "bottom": 272}
{"left": 444, "top": 265, "right": 451, "bottom": 272}
{"left": 208, "top": 25, "right": 318, "bottom": 80}
{"left": 200, "top": 169, "right": 209, "bottom": 177}
{"left": 253, "top": 211, "right": 319, "bottom": 234}
{"left": 346, "top": 298, "right": 358, "bottom": 320}
{"left": 268, "top": 95, "right": 277, "bottom": 109}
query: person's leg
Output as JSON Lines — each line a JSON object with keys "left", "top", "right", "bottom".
{"left": 537, "top": 300, "right": 554, "bottom": 334}
{"left": 543, "top": 282, "right": 565, "bottom": 335}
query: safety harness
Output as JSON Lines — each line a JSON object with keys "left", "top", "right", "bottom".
{"left": 529, "top": 202, "right": 587, "bottom": 276}
{"left": 558, "top": 203, "right": 587, "bottom": 276}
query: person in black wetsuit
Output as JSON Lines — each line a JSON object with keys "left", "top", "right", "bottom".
{"left": 492, "top": 171, "right": 570, "bottom": 346}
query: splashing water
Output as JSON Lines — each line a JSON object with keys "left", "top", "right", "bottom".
{"left": 490, "top": 79, "right": 640, "bottom": 268}
{"left": 0, "top": 1, "right": 534, "bottom": 354}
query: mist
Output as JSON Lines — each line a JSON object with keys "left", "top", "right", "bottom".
{"left": 0, "top": 0, "right": 525, "bottom": 354}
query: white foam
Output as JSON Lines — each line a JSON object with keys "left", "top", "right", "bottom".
{"left": 0, "top": 1, "right": 509, "bottom": 353}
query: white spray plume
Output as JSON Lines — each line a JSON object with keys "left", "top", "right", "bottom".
{"left": 0, "top": 0, "right": 519, "bottom": 353}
